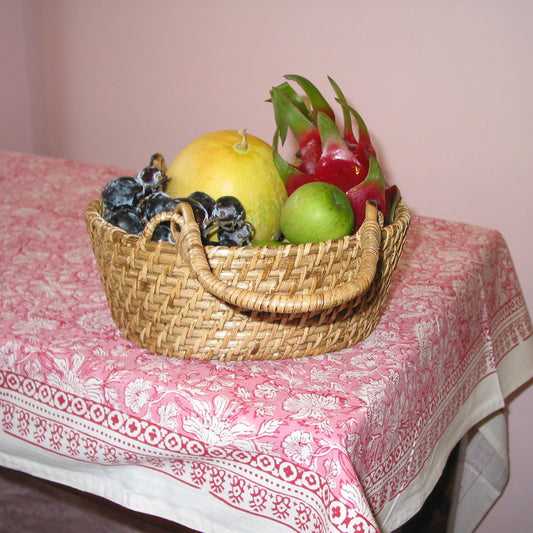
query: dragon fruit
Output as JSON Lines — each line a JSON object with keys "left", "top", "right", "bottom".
{"left": 269, "top": 75, "right": 400, "bottom": 229}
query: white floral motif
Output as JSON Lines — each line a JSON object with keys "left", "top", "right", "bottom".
{"left": 340, "top": 480, "right": 376, "bottom": 525}
{"left": 282, "top": 430, "right": 315, "bottom": 466}
{"left": 254, "top": 402, "right": 276, "bottom": 417}
{"left": 182, "top": 395, "right": 255, "bottom": 450}
{"left": 323, "top": 457, "right": 340, "bottom": 488}
{"left": 0, "top": 341, "right": 23, "bottom": 370}
{"left": 283, "top": 393, "right": 339, "bottom": 420}
{"left": 124, "top": 378, "right": 152, "bottom": 413}
{"left": 12, "top": 317, "right": 61, "bottom": 337}
{"left": 76, "top": 310, "right": 115, "bottom": 335}
{"left": 254, "top": 382, "right": 279, "bottom": 398}
{"left": 23, "top": 359, "right": 44, "bottom": 382}
{"left": 28, "top": 278, "right": 71, "bottom": 299}
{"left": 254, "top": 382, "right": 280, "bottom": 399}
{"left": 235, "top": 386, "right": 252, "bottom": 401}
{"left": 196, "top": 373, "right": 236, "bottom": 392}
{"left": 158, "top": 402, "right": 181, "bottom": 430}
{"left": 46, "top": 353, "right": 104, "bottom": 402}
{"left": 11, "top": 250, "right": 50, "bottom": 265}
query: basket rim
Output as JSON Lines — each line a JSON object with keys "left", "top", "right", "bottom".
{"left": 86, "top": 198, "right": 410, "bottom": 259}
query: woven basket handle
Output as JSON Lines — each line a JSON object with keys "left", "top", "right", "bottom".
{"left": 141, "top": 201, "right": 381, "bottom": 314}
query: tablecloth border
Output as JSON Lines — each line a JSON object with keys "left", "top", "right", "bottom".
{"left": 0, "top": 370, "right": 378, "bottom": 533}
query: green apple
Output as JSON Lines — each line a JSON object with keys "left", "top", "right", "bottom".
{"left": 280, "top": 182, "right": 354, "bottom": 244}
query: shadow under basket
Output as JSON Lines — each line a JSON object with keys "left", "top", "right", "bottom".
{"left": 86, "top": 199, "right": 410, "bottom": 362}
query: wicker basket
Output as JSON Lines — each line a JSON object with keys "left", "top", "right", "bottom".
{"left": 86, "top": 198, "right": 410, "bottom": 361}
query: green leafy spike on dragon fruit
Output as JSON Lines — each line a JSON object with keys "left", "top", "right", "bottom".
{"left": 269, "top": 86, "right": 322, "bottom": 174}
{"left": 283, "top": 74, "right": 336, "bottom": 122}
{"left": 336, "top": 100, "right": 376, "bottom": 161}
{"left": 273, "top": 151, "right": 303, "bottom": 185}
{"left": 327, "top": 76, "right": 357, "bottom": 148}
{"left": 273, "top": 81, "right": 314, "bottom": 121}
{"left": 269, "top": 81, "right": 313, "bottom": 144}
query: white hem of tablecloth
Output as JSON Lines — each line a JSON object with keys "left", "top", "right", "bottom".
{"left": 378, "top": 334, "right": 533, "bottom": 533}
{"left": 497, "top": 334, "right": 533, "bottom": 398}
{"left": 0, "top": 431, "right": 293, "bottom": 533}
{"left": 376, "top": 372, "right": 505, "bottom": 533}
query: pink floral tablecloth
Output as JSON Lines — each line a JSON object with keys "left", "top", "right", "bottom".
{"left": 1, "top": 150, "right": 532, "bottom": 533}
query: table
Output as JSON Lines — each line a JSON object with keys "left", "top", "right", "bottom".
{"left": 1, "top": 150, "right": 532, "bottom": 533}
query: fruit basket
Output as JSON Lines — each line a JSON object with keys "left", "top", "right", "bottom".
{"left": 86, "top": 197, "right": 410, "bottom": 361}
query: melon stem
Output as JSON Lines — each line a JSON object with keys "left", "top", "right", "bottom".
{"left": 235, "top": 129, "right": 249, "bottom": 153}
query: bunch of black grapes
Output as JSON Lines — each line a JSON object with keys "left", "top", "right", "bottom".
{"left": 101, "top": 164, "right": 254, "bottom": 246}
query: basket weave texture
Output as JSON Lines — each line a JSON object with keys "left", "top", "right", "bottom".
{"left": 86, "top": 199, "right": 410, "bottom": 361}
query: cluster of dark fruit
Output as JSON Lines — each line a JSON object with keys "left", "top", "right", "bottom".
{"left": 101, "top": 161, "right": 255, "bottom": 246}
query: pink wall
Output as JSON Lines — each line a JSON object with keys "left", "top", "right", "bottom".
{"left": 2, "top": 0, "right": 533, "bottom": 529}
